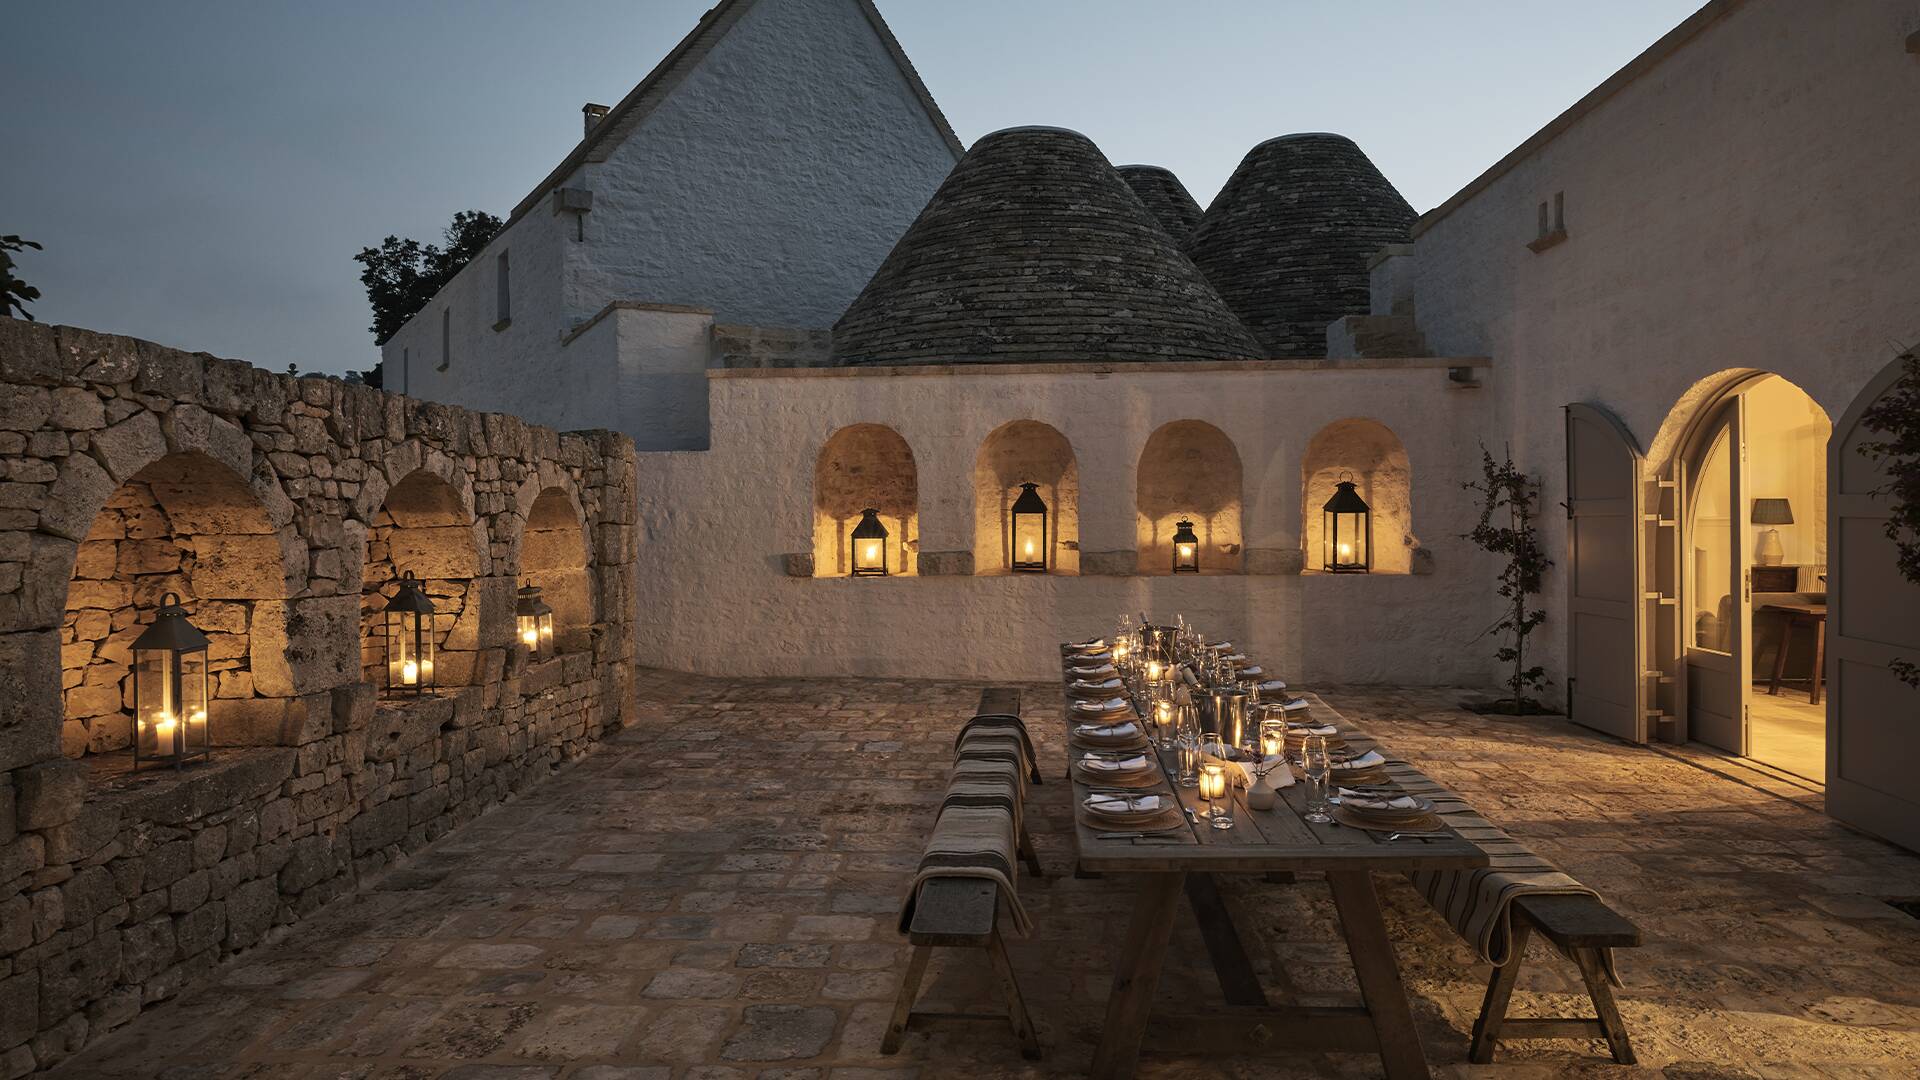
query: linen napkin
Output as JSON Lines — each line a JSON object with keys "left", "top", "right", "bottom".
{"left": 1202, "top": 752, "right": 1289, "bottom": 788}
{"left": 1257, "top": 679, "right": 1288, "bottom": 693}
{"left": 1073, "top": 719, "right": 1139, "bottom": 738}
{"left": 1071, "top": 676, "right": 1123, "bottom": 690}
{"left": 1070, "top": 638, "right": 1106, "bottom": 651}
{"left": 1072, "top": 697, "right": 1129, "bottom": 713}
{"left": 1337, "top": 788, "right": 1421, "bottom": 811}
{"left": 1280, "top": 697, "right": 1311, "bottom": 713}
{"left": 1080, "top": 752, "right": 1147, "bottom": 772}
{"left": 1331, "top": 749, "right": 1386, "bottom": 771}
{"left": 1238, "top": 665, "right": 1263, "bottom": 677}
{"left": 1221, "top": 653, "right": 1248, "bottom": 663}
{"left": 1069, "top": 663, "right": 1117, "bottom": 677}
{"left": 1208, "top": 641, "right": 1233, "bottom": 652}
{"left": 1085, "top": 793, "right": 1161, "bottom": 814}
{"left": 1287, "top": 723, "right": 1339, "bottom": 736}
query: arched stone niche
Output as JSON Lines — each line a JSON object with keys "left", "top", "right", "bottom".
{"left": 522, "top": 486, "right": 594, "bottom": 653}
{"left": 1136, "top": 420, "right": 1243, "bottom": 574}
{"left": 360, "top": 469, "right": 486, "bottom": 687}
{"left": 1301, "top": 418, "right": 1414, "bottom": 574}
{"left": 59, "top": 452, "right": 294, "bottom": 758}
{"left": 813, "top": 424, "right": 919, "bottom": 577}
{"left": 972, "top": 420, "right": 1079, "bottom": 575}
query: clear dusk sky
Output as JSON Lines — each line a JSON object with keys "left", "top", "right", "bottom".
{"left": 3, "top": 0, "right": 1701, "bottom": 375}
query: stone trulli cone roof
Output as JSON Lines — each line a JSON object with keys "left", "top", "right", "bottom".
{"left": 832, "top": 127, "right": 1265, "bottom": 366}
{"left": 1185, "top": 133, "right": 1416, "bottom": 358}
{"left": 1116, "top": 164, "right": 1206, "bottom": 243}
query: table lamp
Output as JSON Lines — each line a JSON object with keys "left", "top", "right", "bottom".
{"left": 1751, "top": 498, "right": 1793, "bottom": 566}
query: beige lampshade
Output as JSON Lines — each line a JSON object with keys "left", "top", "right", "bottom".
{"left": 1751, "top": 498, "right": 1794, "bottom": 525}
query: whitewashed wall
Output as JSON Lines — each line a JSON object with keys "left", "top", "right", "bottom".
{"left": 379, "top": 0, "right": 959, "bottom": 437}
{"left": 633, "top": 362, "right": 1503, "bottom": 685}
{"left": 1395, "top": 0, "right": 1920, "bottom": 684}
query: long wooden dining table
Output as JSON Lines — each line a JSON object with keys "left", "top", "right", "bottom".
{"left": 1059, "top": 646, "right": 1488, "bottom": 1080}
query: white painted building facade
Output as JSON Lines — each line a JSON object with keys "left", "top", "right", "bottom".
{"left": 377, "top": 0, "right": 961, "bottom": 447}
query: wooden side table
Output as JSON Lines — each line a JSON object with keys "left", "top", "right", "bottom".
{"left": 1763, "top": 602, "right": 1828, "bottom": 705}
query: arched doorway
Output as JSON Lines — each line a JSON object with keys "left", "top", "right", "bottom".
{"left": 1651, "top": 372, "right": 1831, "bottom": 780}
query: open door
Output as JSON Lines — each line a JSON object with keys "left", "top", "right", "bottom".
{"left": 1565, "top": 403, "right": 1646, "bottom": 742}
{"left": 1827, "top": 357, "right": 1920, "bottom": 852}
{"left": 1684, "top": 396, "right": 1751, "bottom": 754}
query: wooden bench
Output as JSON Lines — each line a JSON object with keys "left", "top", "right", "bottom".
{"left": 971, "top": 686, "right": 1041, "bottom": 784}
{"left": 882, "top": 877, "right": 1040, "bottom": 1059}
{"left": 1469, "top": 893, "right": 1641, "bottom": 1064}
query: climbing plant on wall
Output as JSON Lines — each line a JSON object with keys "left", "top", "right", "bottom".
{"left": 1462, "top": 443, "right": 1553, "bottom": 714}
{"left": 1858, "top": 347, "right": 1920, "bottom": 688}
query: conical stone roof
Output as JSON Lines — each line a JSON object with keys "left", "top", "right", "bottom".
{"left": 1186, "top": 134, "right": 1415, "bottom": 358}
{"left": 833, "top": 127, "right": 1264, "bottom": 366}
{"left": 1117, "top": 165, "right": 1205, "bottom": 242}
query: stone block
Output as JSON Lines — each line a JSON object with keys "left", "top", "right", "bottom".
{"left": 0, "top": 970, "right": 37, "bottom": 1050}
{"left": 349, "top": 798, "right": 406, "bottom": 856}
{"left": 187, "top": 533, "right": 287, "bottom": 599}
{"left": 15, "top": 759, "right": 86, "bottom": 830}
{"left": 1079, "top": 549, "right": 1136, "bottom": 576}
{"left": 92, "top": 411, "right": 165, "bottom": 484}
{"left": 142, "top": 840, "right": 192, "bottom": 890}
{"left": 277, "top": 595, "right": 360, "bottom": 695}
{"left": 132, "top": 340, "right": 205, "bottom": 402}
{"left": 0, "top": 318, "right": 62, "bottom": 385}
{"left": 171, "top": 901, "right": 224, "bottom": 958}
{"left": 0, "top": 386, "right": 50, "bottom": 432}
{"left": 224, "top": 877, "right": 277, "bottom": 950}
{"left": 0, "top": 895, "right": 28, "bottom": 953}
{"left": 331, "top": 682, "right": 374, "bottom": 733}
{"left": 915, "top": 549, "right": 973, "bottom": 576}
{"left": 277, "top": 834, "right": 335, "bottom": 892}
{"left": 0, "top": 631, "right": 61, "bottom": 770}
{"left": 47, "top": 389, "right": 104, "bottom": 432}
{"left": 1244, "top": 547, "right": 1306, "bottom": 575}
{"left": 55, "top": 325, "right": 140, "bottom": 385}
{"left": 39, "top": 452, "right": 114, "bottom": 542}
{"left": 40, "top": 805, "right": 121, "bottom": 866}
{"left": 37, "top": 929, "right": 120, "bottom": 1026}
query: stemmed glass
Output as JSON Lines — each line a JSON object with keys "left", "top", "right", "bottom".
{"left": 1302, "top": 734, "right": 1332, "bottom": 824}
{"left": 1175, "top": 703, "right": 1201, "bottom": 787}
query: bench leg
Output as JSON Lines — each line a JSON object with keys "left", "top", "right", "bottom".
{"left": 881, "top": 944, "right": 933, "bottom": 1054}
{"left": 987, "top": 928, "right": 1042, "bottom": 1060}
{"left": 1468, "top": 918, "right": 1531, "bottom": 1064}
{"left": 1017, "top": 822, "right": 1044, "bottom": 879}
{"left": 1574, "top": 947, "right": 1636, "bottom": 1065}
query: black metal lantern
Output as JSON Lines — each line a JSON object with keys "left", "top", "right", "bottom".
{"left": 1322, "top": 474, "right": 1372, "bottom": 573}
{"left": 1171, "top": 518, "right": 1200, "bottom": 573}
{"left": 850, "top": 508, "right": 889, "bottom": 577}
{"left": 132, "top": 592, "right": 211, "bottom": 770}
{"left": 383, "top": 570, "right": 438, "bottom": 696}
{"left": 1009, "top": 482, "right": 1048, "bottom": 573}
{"left": 515, "top": 580, "right": 554, "bottom": 661}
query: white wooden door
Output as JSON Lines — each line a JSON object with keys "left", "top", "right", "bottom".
{"left": 1685, "top": 397, "right": 1750, "bottom": 754}
{"left": 1565, "top": 403, "right": 1646, "bottom": 742}
{"left": 1827, "top": 358, "right": 1920, "bottom": 852}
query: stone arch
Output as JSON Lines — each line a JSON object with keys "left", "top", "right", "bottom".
{"left": 1135, "top": 420, "right": 1243, "bottom": 574}
{"left": 972, "top": 420, "right": 1079, "bottom": 575}
{"left": 1300, "top": 418, "right": 1416, "bottom": 574}
{"left": 813, "top": 424, "right": 919, "bottom": 577}
{"left": 520, "top": 482, "right": 595, "bottom": 653}
{"left": 360, "top": 465, "right": 487, "bottom": 689}
{"left": 58, "top": 450, "right": 301, "bottom": 758}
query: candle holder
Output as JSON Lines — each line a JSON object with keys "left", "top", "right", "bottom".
{"left": 1200, "top": 762, "right": 1234, "bottom": 830}
{"left": 1246, "top": 719, "right": 1287, "bottom": 810}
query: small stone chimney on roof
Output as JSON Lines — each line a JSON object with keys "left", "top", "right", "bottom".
{"left": 582, "top": 103, "right": 610, "bottom": 136}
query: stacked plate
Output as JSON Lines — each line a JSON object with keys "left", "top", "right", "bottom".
{"left": 1078, "top": 791, "right": 1184, "bottom": 832}
{"left": 1331, "top": 790, "right": 1441, "bottom": 834}
{"left": 1326, "top": 749, "right": 1390, "bottom": 785}
{"left": 1073, "top": 750, "right": 1160, "bottom": 787}
{"left": 1284, "top": 723, "right": 1348, "bottom": 757}
{"left": 1069, "top": 717, "right": 1147, "bottom": 752}
{"left": 1067, "top": 675, "right": 1125, "bottom": 700}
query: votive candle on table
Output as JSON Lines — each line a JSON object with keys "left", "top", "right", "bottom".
{"left": 1200, "top": 762, "right": 1233, "bottom": 830}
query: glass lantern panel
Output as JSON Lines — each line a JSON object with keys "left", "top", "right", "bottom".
{"left": 1174, "top": 542, "right": 1198, "bottom": 570}
{"left": 518, "top": 613, "right": 540, "bottom": 651}
{"left": 1334, "top": 513, "right": 1367, "bottom": 567}
{"left": 183, "top": 651, "right": 208, "bottom": 752}
{"left": 537, "top": 612, "right": 554, "bottom": 646}
{"left": 135, "top": 648, "right": 176, "bottom": 757}
{"left": 1012, "top": 513, "right": 1046, "bottom": 568}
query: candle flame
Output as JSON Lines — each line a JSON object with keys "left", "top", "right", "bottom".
{"left": 860, "top": 540, "right": 882, "bottom": 564}
{"left": 402, "top": 659, "right": 419, "bottom": 684}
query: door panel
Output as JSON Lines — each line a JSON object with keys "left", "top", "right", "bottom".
{"left": 1828, "top": 358, "right": 1920, "bottom": 852}
{"left": 1685, "top": 401, "right": 1749, "bottom": 754}
{"left": 1564, "top": 403, "right": 1645, "bottom": 742}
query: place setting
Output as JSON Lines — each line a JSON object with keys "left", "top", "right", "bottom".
{"left": 1331, "top": 784, "right": 1444, "bottom": 835}
{"left": 1076, "top": 788, "right": 1186, "bottom": 838}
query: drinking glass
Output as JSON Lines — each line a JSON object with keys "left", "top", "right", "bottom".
{"left": 1201, "top": 762, "right": 1234, "bottom": 830}
{"left": 1175, "top": 708, "right": 1201, "bottom": 788}
{"left": 1302, "top": 734, "right": 1332, "bottom": 823}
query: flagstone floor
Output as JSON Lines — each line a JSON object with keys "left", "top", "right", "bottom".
{"left": 47, "top": 672, "right": 1920, "bottom": 1079}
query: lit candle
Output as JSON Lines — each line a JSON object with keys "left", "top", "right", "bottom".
{"left": 1262, "top": 730, "right": 1284, "bottom": 760}
{"left": 1177, "top": 543, "right": 1195, "bottom": 560}
{"left": 1022, "top": 538, "right": 1036, "bottom": 557}
{"left": 521, "top": 627, "right": 539, "bottom": 648}
{"left": 1146, "top": 660, "right": 1163, "bottom": 683}
{"left": 1338, "top": 542, "right": 1352, "bottom": 559}
{"left": 861, "top": 540, "right": 882, "bottom": 563}
{"left": 402, "top": 659, "right": 419, "bottom": 685}
{"left": 1113, "top": 639, "right": 1130, "bottom": 661}
{"left": 153, "top": 713, "right": 177, "bottom": 743}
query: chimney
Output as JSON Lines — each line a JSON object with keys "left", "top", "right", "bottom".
{"left": 582, "top": 103, "right": 609, "bottom": 136}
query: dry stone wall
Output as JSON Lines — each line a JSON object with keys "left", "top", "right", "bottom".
{"left": 0, "top": 319, "right": 637, "bottom": 1076}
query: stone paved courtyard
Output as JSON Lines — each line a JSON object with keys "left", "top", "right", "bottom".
{"left": 45, "top": 672, "right": 1920, "bottom": 1079}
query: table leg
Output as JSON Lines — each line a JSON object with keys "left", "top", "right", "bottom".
{"left": 1810, "top": 615, "right": 1826, "bottom": 706}
{"left": 1327, "top": 871, "right": 1431, "bottom": 1080}
{"left": 1184, "top": 872, "right": 1268, "bottom": 1006}
{"left": 1769, "top": 610, "right": 1791, "bottom": 696}
{"left": 1090, "top": 872, "right": 1184, "bottom": 1080}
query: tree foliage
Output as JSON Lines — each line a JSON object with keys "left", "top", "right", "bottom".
{"left": 1462, "top": 444, "right": 1552, "bottom": 711}
{"left": 354, "top": 210, "right": 502, "bottom": 344}
{"left": 2, "top": 235, "right": 43, "bottom": 321}
{"left": 1857, "top": 347, "right": 1920, "bottom": 687}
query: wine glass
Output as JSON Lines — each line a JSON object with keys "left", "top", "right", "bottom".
{"left": 1302, "top": 735, "right": 1332, "bottom": 823}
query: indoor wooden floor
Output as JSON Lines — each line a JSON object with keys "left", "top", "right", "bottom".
{"left": 1749, "top": 684, "right": 1826, "bottom": 783}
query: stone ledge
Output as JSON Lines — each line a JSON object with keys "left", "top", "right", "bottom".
{"left": 78, "top": 746, "right": 299, "bottom": 828}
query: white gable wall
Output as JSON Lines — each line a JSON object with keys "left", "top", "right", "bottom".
{"left": 379, "top": 0, "right": 958, "bottom": 439}
{"left": 568, "top": 0, "right": 957, "bottom": 327}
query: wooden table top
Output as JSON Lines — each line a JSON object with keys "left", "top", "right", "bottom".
{"left": 1060, "top": 646, "right": 1489, "bottom": 874}
{"left": 1760, "top": 601, "right": 1827, "bottom": 617}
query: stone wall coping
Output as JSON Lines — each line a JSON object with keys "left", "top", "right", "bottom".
{"left": 709, "top": 355, "right": 1493, "bottom": 380}
{"left": 561, "top": 300, "right": 715, "bottom": 347}
{"left": 80, "top": 746, "right": 299, "bottom": 826}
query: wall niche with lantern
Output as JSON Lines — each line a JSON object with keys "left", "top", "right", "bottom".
{"left": 1300, "top": 418, "right": 1415, "bottom": 574}
{"left": 1135, "top": 419, "right": 1244, "bottom": 575}
{"left": 971, "top": 420, "right": 1079, "bottom": 575}
{"left": 813, "top": 423, "right": 920, "bottom": 578}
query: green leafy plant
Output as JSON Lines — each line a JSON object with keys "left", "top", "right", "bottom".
{"left": 3, "top": 235, "right": 43, "bottom": 320}
{"left": 1857, "top": 347, "right": 1920, "bottom": 687}
{"left": 1462, "top": 443, "right": 1553, "bottom": 713}
{"left": 354, "top": 210, "right": 502, "bottom": 344}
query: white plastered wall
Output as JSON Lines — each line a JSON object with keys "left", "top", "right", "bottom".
{"left": 633, "top": 361, "right": 1499, "bottom": 684}
{"left": 1395, "top": 0, "right": 1920, "bottom": 686}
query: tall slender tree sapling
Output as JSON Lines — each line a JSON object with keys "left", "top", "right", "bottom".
{"left": 1463, "top": 443, "right": 1553, "bottom": 714}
